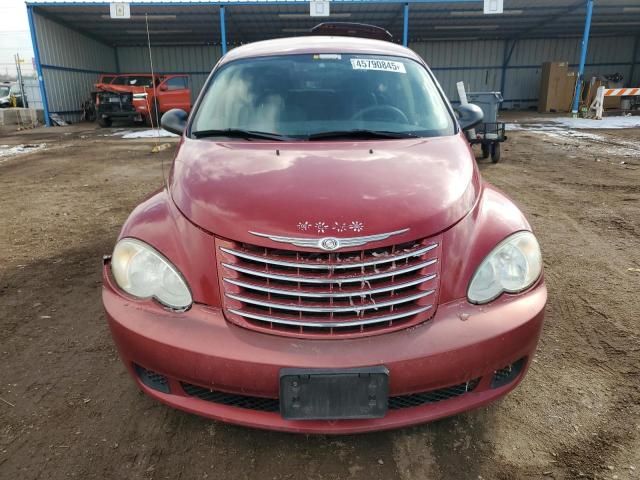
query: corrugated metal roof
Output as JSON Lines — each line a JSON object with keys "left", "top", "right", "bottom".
{"left": 26, "top": 0, "right": 640, "bottom": 46}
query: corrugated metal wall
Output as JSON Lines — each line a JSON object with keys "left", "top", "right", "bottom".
{"left": 410, "top": 36, "right": 637, "bottom": 109}
{"left": 117, "top": 46, "right": 223, "bottom": 103}
{"left": 411, "top": 40, "right": 504, "bottom": 102}
{"left": 34, "top": 11, "right": 117, "bottom": 121}
{"left": 117, "top": 37, "right": 637, "bottom": 110}
{"left": 23, "top": 79, "right": 43, "bottom": 110}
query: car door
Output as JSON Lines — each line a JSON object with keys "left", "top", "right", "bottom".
{"left": 157, "top": 76, "right": 191, "bottom": 113}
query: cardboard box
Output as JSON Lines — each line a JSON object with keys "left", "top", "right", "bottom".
{"left": 559, "top": 72, "right": 577, "bottom": 112}
{"left": 539, "top": 61, "right": 569, "bottom": 112}
{"left": 604, "top": 96, "right": 621, "bottom": 109}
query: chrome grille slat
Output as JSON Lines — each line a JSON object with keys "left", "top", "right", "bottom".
{"left": 218, "top": 235, "right": 441, "bottom": 336}
{"left": 228, "top": 305, "right": 433, "bottom": 328}
{"left": 221, "top": 259, "right": 436, "bottom": 284}
{"left": 223, "top": 274, "right": 437, "bottom": 298}
{"left": 226, "top": 290, "right": 435, "bottom": 313}
{"left": 249, "top": 228, "right": 410, "bottom": 249}
{"left": 219, "top": 244, "right": 437, "bottom": 270}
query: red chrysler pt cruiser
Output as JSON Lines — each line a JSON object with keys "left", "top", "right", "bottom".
{"left": 103, "top": 33, "right": 546, "bottom": 434}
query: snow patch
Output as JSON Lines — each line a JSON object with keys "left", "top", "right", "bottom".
{"left": 551, "top": 116, "right": 640, "bottom": 130}
{"left": 507, "top": 115, "right": 640, "bottom": 131}
{"left": 118, "top": 129, "right": 178, "bottom": 139}
{"left": 0, "top": 143, "right": 47, "bottom": 160}
{"left": 506, "top": 116, "right": 639, "bottom": 158}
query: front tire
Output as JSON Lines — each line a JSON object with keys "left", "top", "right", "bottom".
{"left": 491, "top": 143, "right": 501, "bottom": 163}
{"left": 98, "top": 116, "right": 112, "bottom": 128}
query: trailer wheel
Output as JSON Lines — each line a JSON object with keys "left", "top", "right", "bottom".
{"left": 98, "top": 116, "right": 112, "bottom": 128}
{"left": 491, "top": 143, "right": 501, "bottom": 163}
{"left": 481, "top": 143, "right": 490, "bottom": 159}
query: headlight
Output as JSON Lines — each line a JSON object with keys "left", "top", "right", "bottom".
{"left": 111, "top": 238, "right": 192, "bottom": 310}
{"left": 467, "top": 231, "right": 542, "bottom": 304}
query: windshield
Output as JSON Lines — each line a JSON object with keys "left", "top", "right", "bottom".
{"left": 111, "top": 76, "right": 155, "bottom": 87}
{"left": 191, "top": 54, "right": 454, "bottom": 139}
{"left": 0, "top": 86, "right": 10, "bottom": 97}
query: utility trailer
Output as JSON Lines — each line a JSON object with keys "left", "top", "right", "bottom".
{"left": 466, "top": 91, "right": 507, "bottom": 163}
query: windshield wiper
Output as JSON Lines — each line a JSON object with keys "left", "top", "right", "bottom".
{"left": 192, "top": 128, "right": 292, "bottom": 141}
{"left": 306, "top": 129, "right": 419, "bottom": 140}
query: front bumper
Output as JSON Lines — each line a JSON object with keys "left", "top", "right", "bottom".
{"left": 103, "top": 267, "right": 546, "bottom": 434}
{"left": 98, "top": 111, "right": 141, "bottom": 120}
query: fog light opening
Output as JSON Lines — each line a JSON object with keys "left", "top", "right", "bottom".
{"left": 490, "top": 357, "right": 526, "bottom": 389}
{"left": 134, "top": 364, "right": 170, "bottom": 393}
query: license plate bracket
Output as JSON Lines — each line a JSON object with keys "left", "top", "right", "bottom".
{"left": 280, "top": 367, "right": 389, "bottom": 420}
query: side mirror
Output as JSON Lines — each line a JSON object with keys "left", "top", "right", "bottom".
{"left": 161, "top": 108, "right": 188, "bottom": 136}
{"left": 159, "top": 84, "right": 168, "bottom": 92}
{"left": 455, "top": 103, "right": 484, "bottom": 131}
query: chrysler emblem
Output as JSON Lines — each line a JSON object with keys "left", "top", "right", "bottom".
{"left": 249, "top": 228, "right": 410, "bottom": 251}
{"left": 319, "top": 237, "right": 340, "bottom": 251}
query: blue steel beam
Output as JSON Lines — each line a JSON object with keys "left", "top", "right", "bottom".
{"left": 220, "top": 6, "right": 227, "bottom": 55}
{"left": 402, "top": 3, "right": 409, "bottom": 47}
{"left": 571, "top": 0, "right": 594, "bottom": 115}
{"left": 630, "top": 35, "right": 639, "bottom": 86}
{"left": 512, "top": 0, "right": 586, "bottom": 40}
{"left": 26, "top": 5, "right": 51, "bottom": 127}
{"left": 25, "top": 0, "right": 485, "bottom": 6}
{"left": 114, "top": 47, "right": 121, "bottom": 73}
{"left": 500, "top": 38, "right": 517, "bottom": 96}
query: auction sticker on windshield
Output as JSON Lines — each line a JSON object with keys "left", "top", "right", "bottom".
{"left": 350, "top": 58, "right": 406, "bottom": 74}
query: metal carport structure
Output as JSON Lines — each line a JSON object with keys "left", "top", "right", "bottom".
{"left": 26, "top": 0, "right": 640, "bottom": 125}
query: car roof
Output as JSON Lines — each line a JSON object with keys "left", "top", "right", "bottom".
{"left": 219, "top": 36, "right": 425, "bottom": 67}
{"left": 110, "top": 73, "right": 187, "bottom": 77}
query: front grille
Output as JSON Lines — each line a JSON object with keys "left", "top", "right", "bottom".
{"left": 134, "top": 364, "right": 170, "bottom": 393}
{"left": 181, "top": 378, "right": 479, "bottom": 413}
{"left": 388, "top": 379, "right": 480, "bottom": 409}
{"left": 97, "top": 92, "right": 135, "bottom": 114}
{"left": 181, "top": 383, "right": 280, "bottom": 412}
{"left": 216, "top": 235, "right": 441, "bottom": 337}
{"left": 491, "top": 357, "right": 526, "bottom": 388}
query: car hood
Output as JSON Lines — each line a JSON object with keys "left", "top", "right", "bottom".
{"left": 170, "top": 134, "right": 481, "bottom": 245}
{"left": 95, "top": 83, "right": 147, "bottom": 94}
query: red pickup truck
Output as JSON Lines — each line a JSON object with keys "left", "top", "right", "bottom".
{"left": 94, "top": 74, "right": 191, "bottom": 127}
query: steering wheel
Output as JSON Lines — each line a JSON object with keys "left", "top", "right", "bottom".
{"left": 351, "top": 105, "right": 409, "bottom": 124}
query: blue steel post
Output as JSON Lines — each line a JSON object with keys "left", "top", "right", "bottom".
{"left": 27, "top": 5, "right": 51, "bottom": 126}
{"left": 630, "top": 35, "right": 639, "bottom": 87}
{"left": 500, "top": 39, "right": 517, "bottom": 97}
{"left": 402, "top": 3, "right": 409, "bottom": 47}
{"left": 220, "top": 6, "right": 227, "bottom": 55}
{"left": 571, "top": 0, "right": 594, "bottom": 116}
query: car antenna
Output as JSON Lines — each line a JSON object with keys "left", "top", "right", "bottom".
{"left": 145, "top": 13, "right": 167, "bottom": 189}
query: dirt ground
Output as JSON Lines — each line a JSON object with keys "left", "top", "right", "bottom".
{"left": 1, "top": 118, "right": 639, "bottom": 480}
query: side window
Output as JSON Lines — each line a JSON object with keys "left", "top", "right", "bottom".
{"left": 130, "top": 76, "right": 153, "bottom": 87}
{"left": 165, "top": 77, "right": 188, "bottom": 91}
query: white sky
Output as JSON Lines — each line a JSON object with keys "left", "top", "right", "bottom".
{"left": 0, "top": 0, "right": 32, "bottom": 74}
